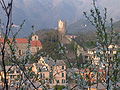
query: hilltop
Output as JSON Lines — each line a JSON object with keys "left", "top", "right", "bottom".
{"left": 0, "top": 0, "right": 120, "bottom": 37}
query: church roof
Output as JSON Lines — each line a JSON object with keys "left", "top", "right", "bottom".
{"left": 45, "top": 60, "right": 66, "bottom": 66}
{"left": 30, "top": 40, "right": 42, "bottom": 47}
{"left": 0, "top": 38, "right": 28, "bottom": 44}
{"left": 0, "top": 38, "right": 42, "bottom": 47}
{"left": 16, "top": 38, "right": 28, "bottom": 43}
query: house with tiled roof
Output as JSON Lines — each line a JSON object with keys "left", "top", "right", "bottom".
{"left": 0, "top": 34, "right": 42, "bottom": 57}
{"left": 30, "top": 35, "right": 42, "bottom": 54}
{"left": 0, "top": 57, "right": 66, "bottom": 89}
{"left": 30, "top": 57, "right": 67, "bottom": 88}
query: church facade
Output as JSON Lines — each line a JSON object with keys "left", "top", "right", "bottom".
{"left": 0, "top": 34, "right": 42, "bottom": 58}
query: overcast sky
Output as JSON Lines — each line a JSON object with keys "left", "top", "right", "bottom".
{"left": 81, "top": 0, "right": 120, "bottom": 21}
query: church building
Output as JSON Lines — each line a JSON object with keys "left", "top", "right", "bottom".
{"left": 0, "top": 34, "right": 42, "bottom": 58}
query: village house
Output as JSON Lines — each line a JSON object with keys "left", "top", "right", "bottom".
{"left": 84, "top": 44, "right": 119, "bottom": 66}
{"left": 33, "top": 57, "right": 67, "bottom": 88}
{"left": 0, "top": 57, "right": 67, "bottom": 89}
{"left": 0, "top": 34, "right": 42, "bottom": 88}
{"left": 0, "top": 34, "right": 42, "bottom": 57}
{"left": 0, "top": 66, "right": 21, "bottom": 87}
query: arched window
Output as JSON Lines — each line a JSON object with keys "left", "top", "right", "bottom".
{"left": 35, "top": 36, "right": 37, "bottom": 40}
{"left": 62, "top": 73, "right": 64, "bottom": 77}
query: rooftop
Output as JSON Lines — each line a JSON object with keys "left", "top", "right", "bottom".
{"left": 0, "top": 38, "right": 42, "bottom": 47}
{"left": 45, "top": 60, "right": 66, "bottom": 66}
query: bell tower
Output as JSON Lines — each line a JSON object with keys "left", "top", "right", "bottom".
{"left": 31, "top": 34, "right": 39, "bottom": 41}
{"left": 58, "top": 20, "right": 66, "bottom": 41}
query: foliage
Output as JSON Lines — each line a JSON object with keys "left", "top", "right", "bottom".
{"left": 54, "top": 85, "right": 65, "bottom": 90}
{"left": 38, "top": 31, "right": 67, "bottom": 60}
{"left": 39, "top": 41, "right": 65, "bottom": 60}
{"left": 83, "top": 0, "right": 120, "bottom": 90}
{"left": 67, "top": 0, "right": 120, "bottom": 90}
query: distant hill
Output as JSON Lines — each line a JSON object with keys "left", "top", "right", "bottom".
{"left": 67, "top": 19, "right": 95, "bottom": 35}
{"left": 67, "top": 19, "right": 120, "bottom": 34}
{"left": 34, "top": 29, "right": 58, "bottom": 42}
{"left": 34, "top": 19, "right": 120, "bottom": 42}
{"left": 32, "top": 19, "right": 120, "bottom": 50}
{"left": 1, "top": 0, "right": 120, "bottom": 37}
{"left": 0, "top": 0, "right": 92, "bottom": 37}
{"left": 67, "top": 19, "right": 120, "bottom": 48}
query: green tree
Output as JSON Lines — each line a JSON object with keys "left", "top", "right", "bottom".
{"left": 84, "top": 0, "right": 120, "bottom": 90}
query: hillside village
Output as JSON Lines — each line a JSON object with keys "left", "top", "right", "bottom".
{"left": 0, "top": 20, "right": 119, "bottom": 90}
{"left": 0, "top": 0, "right": 120, "bottom": 89}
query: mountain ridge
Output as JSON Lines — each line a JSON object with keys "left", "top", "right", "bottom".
{"left": 0, "top": 0, "right": 120, "bottom": 37}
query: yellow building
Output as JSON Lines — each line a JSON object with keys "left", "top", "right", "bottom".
{"left": 37, "top": 57, "right": 67, "bottom": 88}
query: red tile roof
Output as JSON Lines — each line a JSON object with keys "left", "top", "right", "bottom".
{"left": 0, "top": 38, "right": 42, "bottom": 47}
{"left": 0, "top": 38, "right": 28, "bottom": 43}
{"left": 30, "top": 40, "right": 42, "bottom": 47}
{"left": 0, "top": 38, "right": 4, "bottom": 43}
{"left": 15, "top": 38, "right": 28, "bottom": 43}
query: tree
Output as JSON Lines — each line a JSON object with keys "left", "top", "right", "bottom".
{"left": 38, "top": 30, "right": 66, "bottom": 60}
{"left": 0, "top": 0, "right": 14, "bottom": 89}
{"left": 69, "top": 0, "right": 120, "bottom": 90}
{"left": 0, "top": 0, "right": 39, "bottom": 89}
{"left": 83, "top": 0, "right": 120, "bottom": 90}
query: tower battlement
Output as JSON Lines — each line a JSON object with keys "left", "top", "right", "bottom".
{"left": 58, "top": 20, "right": 66, "bottom": 35}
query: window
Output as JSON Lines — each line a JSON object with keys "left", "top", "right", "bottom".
{"left": 49, "top": 79, "right": 54, "bottom": 84}
{"left": 35, "top": 36, "right": 37, "bottom": 40}
{"left": 62, "top": 73, "right": 64, "bottom": 77}
{"left": 10, "top": 75, "right": 13, "bottom": 79}
{"left": 50, "top": 72, "right": 53, "bottom": 78}
{"left": 43, "top": 73, "right": 45, "bottom": 78}
{"left": 50, "top": 66, "right": 53, "bottom": 70}
{"left": 62, "top": 79, "right": 66, "bottom": 83}
{"left": 12, "top": 75, "right": 14, "bottom": 79}
{"left": 85, "top": 56, "right": 88, "bottom": 59}
{"left": 9, "top": 70, "right": 14, "bottom": 73}
{"left": 40, "top": 73, "right": 45, "bottom": 78}
{"left": 49, "top": 79, "right": 52, "bottom": 84}
{"left": 39, "top": 68, "right": 41, "bottom": 72}
{"left": 18, "top": 50, "right": 22, "bottom": 56}
{"left": 62, "top": 66, "right": 64, "bottom": 70}
{"left": 110, "top": 57, "right": 112, "bottom": 59}
{"left": 40, "top": 73, "right": 42, "bottom": 78}
{"left": 56, "top": 80, "right": 59, "bottom": 83}
{"left": 16, "top": 70, "right": 19, "bottom": 73}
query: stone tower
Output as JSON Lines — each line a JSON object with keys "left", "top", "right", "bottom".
{"left": 58, "top": 20, "right": 66, "bottom": 41}
{"left": 31, "top": 34, "right": 39, "bottom": 41}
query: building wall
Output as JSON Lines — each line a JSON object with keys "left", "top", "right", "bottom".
{"left": 16, "top": 43, "right": 28, "bottom": 56}
{"left": 58, "top": 20, "right": 67, "bottom": 42}
{"left": 38, "top": 72, "right": 49, "bottom": 79}
{"left": 0, "top": 35, "right": 42, "bottom": 59}
{"left": 50, "top": 65, "right": 66, "bottom": 87}
{"left": 30, "top": 46, "right": 42, "bottom": 55}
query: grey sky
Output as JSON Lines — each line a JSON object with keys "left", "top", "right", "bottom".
{"left": 80, "top": 0, "right": 120, "bottom": 21}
